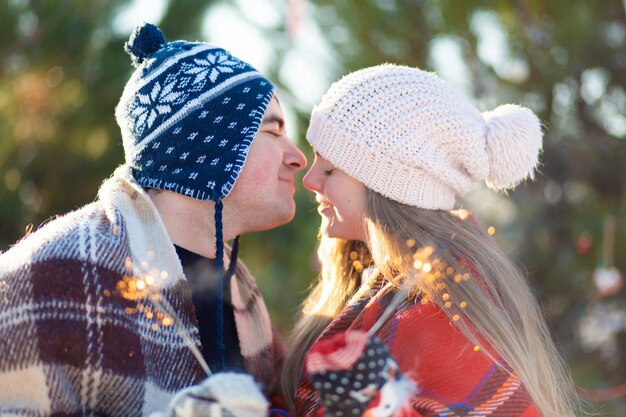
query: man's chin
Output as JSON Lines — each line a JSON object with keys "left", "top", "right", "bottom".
{"left": 274, "top": 205, "right": 296, "bottom": 226}
{"left": 252, "top": 205, "right": 296, "bottom": 232}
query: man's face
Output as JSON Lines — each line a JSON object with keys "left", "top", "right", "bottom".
{"left": 224, "top": 96, "right": 307, "bottom": 232}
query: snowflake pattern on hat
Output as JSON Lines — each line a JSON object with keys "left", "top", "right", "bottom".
{"left": 116, "top": 23, "right": 275, "bottom": 202}
{"left": 306, "top": 330, "right": 417, "bottom": 417}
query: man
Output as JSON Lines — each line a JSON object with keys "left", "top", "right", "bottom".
{"left": 0, "top": 23, "right": 306, "bottom": 417}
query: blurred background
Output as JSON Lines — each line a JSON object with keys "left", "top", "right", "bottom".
{"left": 1, "top": 0, "right": 625, "bottom": 414}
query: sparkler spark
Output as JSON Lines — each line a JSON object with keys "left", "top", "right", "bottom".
{"left": 368, "top": 242, "right": 474, "bottom": 337}
{"left": 114, "top": 257, "right": 212, "bottom": 376}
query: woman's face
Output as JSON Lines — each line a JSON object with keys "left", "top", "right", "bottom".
{"left": 303, "top": 152, "right": 367, "bottom": 241}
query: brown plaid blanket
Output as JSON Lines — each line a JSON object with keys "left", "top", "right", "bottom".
{"left": 0, "top": 166, "right": 282, "bottom": 417}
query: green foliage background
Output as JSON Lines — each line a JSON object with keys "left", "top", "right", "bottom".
{"left": 1, "top": 1, "right": 625, "bottom": 414}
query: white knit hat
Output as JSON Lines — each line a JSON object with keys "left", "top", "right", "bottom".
{"left": 306, "top": 64, "right": 543, "bottom": 210}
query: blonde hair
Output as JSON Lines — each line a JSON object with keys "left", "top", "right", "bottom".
{"left": 281, "top": 189, "right": 579, "bottom": 417}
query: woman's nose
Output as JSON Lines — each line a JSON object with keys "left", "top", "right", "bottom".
{"left": 302, "top": 166, "right": 320, "bottom": 192}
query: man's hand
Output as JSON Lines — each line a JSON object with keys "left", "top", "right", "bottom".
{"left": 151, "top": 373, "right": 269, "bottom": 417}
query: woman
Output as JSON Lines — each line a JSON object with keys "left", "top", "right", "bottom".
{"left": 280, "top": 65, "right": 578, "bottom": 417}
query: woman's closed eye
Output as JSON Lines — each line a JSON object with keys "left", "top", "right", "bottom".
{"left": 322, "top": 160, "right": 336, "bottom": 175}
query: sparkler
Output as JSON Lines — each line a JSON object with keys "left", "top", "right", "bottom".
{"left": 366, "top": 244, "right": 435, "bottom": 336}
{"left": 365, "top": 241, "right": 476, "bottom": 355}
{"left": 115, "top": 256, "right": 212, "bottom": 377}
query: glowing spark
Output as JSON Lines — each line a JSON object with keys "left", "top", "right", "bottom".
{"left": 353, "top": 260, "right": 363, "bottom": 272}
{"left": 454, "top": 274, "right": 463, "bottom": 283}
{"left": 350, "top": 251, "right": 359, "bottom": 261}
{"left": 117, "top": 275, "right": 148, "bottom": 301}
{"left": 444, "top": 301, "right": 452, "bottom": 308}
{"left": 453, "top": 314, "right": 460, "bottom": 321}
{"left": 406, "top": 239, "right": 416, "bottom": 248}
{"left": 487, "top": 226, "right": 496, "bottom": 235}
{"left": 442, "top": 293, "right": 450, "bottom": 301}
{"left": 473, "top": 345, "right": 480, "bottom": 352}
{"left": 421, "top": 246, "right": 435, "bottom": 257}
{"left": 422, "top": 263, "right": 432, "bottom": 273}
{"left": 460, "top": 301, "right": 468, "bottom": 309}
{"left": 113, "top": 260, "right": 212, "bottom": 377}
{"left": 414, "top": 260, "right": 423, "bottom": 269}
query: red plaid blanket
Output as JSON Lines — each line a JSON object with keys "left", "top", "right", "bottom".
{"left": 295, "top": 276, "right": 539, "bottom": 417}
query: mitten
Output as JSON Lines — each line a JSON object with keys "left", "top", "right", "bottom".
{"left": 305, "top": 330, "right": 417, "bottom": 417}
{"left": 151, "top": 372, "right": 269, "bottom": 417}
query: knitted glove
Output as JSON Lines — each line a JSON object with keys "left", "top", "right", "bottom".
{"left": 150, "top": 373, "right": 269, "bottom": 417}
{"left": 305, "top": 330, "right": 417, "bottom": 417}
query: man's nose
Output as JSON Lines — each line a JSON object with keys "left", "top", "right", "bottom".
{"left": 285, "top": 139, "right": 307, "bottom": 171}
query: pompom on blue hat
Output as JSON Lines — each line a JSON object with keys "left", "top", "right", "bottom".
{"left": 116, "top": 22, "right": 275, "bottom": 373}
{"left": 124, "top": 23, "right": 166, "bottom": 67}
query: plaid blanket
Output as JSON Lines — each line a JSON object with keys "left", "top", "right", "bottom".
{"left": 295, "top": 275, "right": 540, "bottom": 417}
{"left": 0, "top": 165, "right": 283, "bottom": 417}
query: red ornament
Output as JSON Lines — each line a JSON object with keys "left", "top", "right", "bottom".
{"left": 576, "top": 233, "right": 593, "bottom": 256}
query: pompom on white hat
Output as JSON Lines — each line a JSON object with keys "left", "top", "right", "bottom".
{"left": 306, "top": 64, "right": 543, "bottom": 210}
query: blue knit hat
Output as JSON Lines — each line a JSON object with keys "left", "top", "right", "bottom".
{"left": 116, "top": 23, "right": 274, "bottom": 372}
{"left": 116, "top": 22, "right": 275, "bottom": 201}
